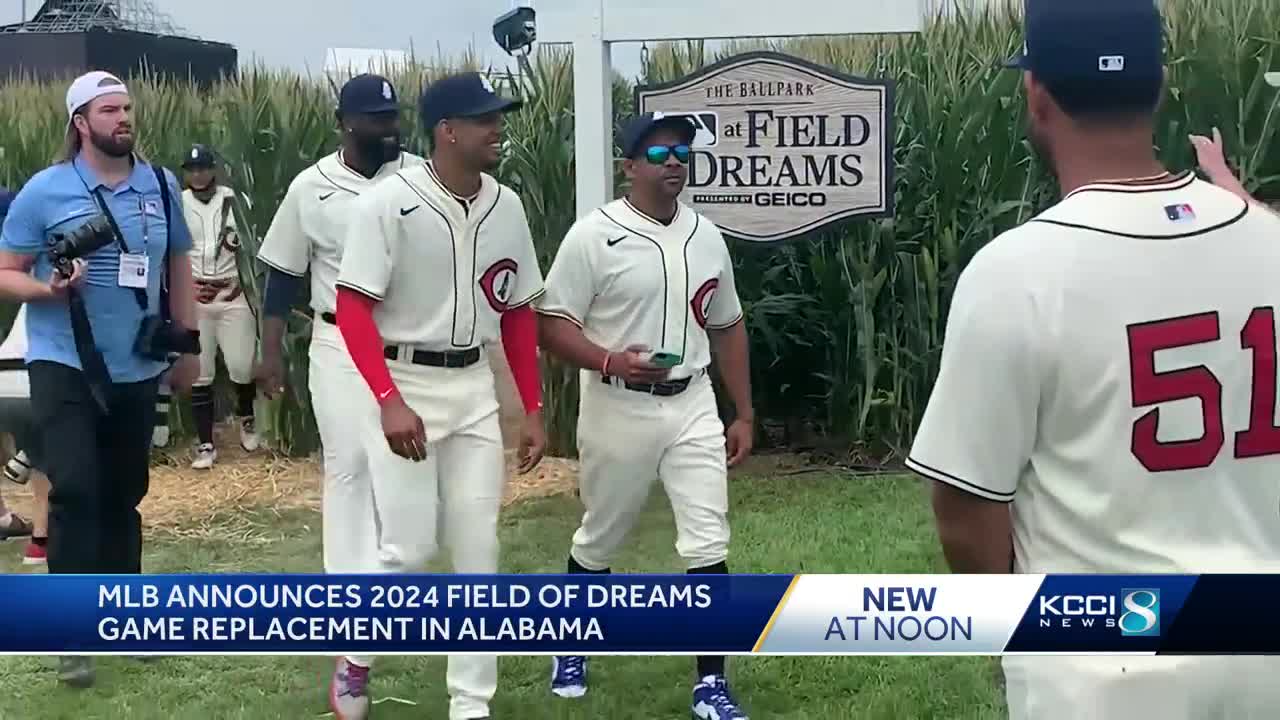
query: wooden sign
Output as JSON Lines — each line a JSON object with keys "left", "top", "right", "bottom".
{"left": 636, "top": 51, "right": 895, "bottom": 243}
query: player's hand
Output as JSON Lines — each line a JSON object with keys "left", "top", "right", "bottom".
{"left": 254, "top": 352, "right": 286, "bottom": 399}
{"left": 516, "top": 410, "right": 546, "bottom": 474}
{"left": 381, "top": 394, "right": 427, "bottom": 462}
{"left": 725, "top": 417, "right": 754, "bottom": 468}
{"left": 1190, "top": 127, "right": 1232, "bottom": 179}
{"left": 47, "top": 259, "right": 87, "bottom": 298}
{"left": 167, "top": 353, "right": 199, "bottom": 393}
{"left": 607, "top": 344, "right": 670, "bottom": 384}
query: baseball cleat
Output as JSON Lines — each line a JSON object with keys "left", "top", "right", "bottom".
{"left": 57, "top": 656, "right": 94, "bottom": 688}
{"left": 550, "top": 656, "right": 587, "bottom": 698}
{"left": 692, "top": 675, "right": 749, "bottom": 720}
{"left": 3, "top": 450, "right": 31, "bottom": 484}
{"left": 22, "top": 541, "right": 46, "bottom": 565}
{"left": 191, "top": 443, "right": 217, "bottom": 470}
{"left": 239, "top": 417, "right": 261, "bottom": 452}
{"left": 329, "top": 657, "right": 371, "bottom": 719}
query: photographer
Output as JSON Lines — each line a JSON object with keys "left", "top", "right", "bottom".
{"left": 0, "top": 71, "right": 197, "bottom": 687}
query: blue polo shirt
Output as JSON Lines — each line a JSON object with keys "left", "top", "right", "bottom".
{"left": 0, "top": 154, "right": 192, "bottom": 384}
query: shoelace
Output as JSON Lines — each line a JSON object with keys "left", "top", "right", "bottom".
{"left": 341, "top": 664, "right": 370, "bottom": 697}
{"left": 704, "top": 683, "right": 741, "bottom": 714}
{"left": 557, "top": 657, "right": 584, "bottom": 682}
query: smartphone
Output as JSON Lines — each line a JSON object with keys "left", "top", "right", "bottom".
{"left": 649, "top": 351, "right": 682, "bottom": 368}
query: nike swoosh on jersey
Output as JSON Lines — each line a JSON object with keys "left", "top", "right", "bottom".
{"left": 319, "top": 192, "right": 336, "bottom": 201}
{"left": 607, "top": 235, "right": 627, "bottom": 246}
{"left": 400, "top": 205, "right": 421, "bottom": 216}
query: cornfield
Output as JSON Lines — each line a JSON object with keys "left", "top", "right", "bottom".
{"left": 0, "top": 0, "right": 1276, "bottom": 460}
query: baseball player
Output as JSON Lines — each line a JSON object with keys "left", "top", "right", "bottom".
{"left": 908, "top": 1, "right": 1280, "bottom": 718}
{"left": 536, "top": 112, "right": 755, "bottom": 720}
{"left": 254, "top": 72, "right": 421, "bottom": 630}
{"left": 182, "top": 143, "right": 258, "bottom": 468}
{"left": 331, "top": 71, "right": 545, "bottom": 720}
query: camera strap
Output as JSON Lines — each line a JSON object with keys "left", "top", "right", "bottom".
{"left": 87, "top": 166, "right": 174, "bottom": 318}
{"left": 66, "top": 287, "right": 111, "bottom": 415}
{"left": 89, "top": 186, "right": 148, "bottom": 313}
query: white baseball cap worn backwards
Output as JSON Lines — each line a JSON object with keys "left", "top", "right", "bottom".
{"left": 65, "top": 70, "right": 130, "bottom": 122}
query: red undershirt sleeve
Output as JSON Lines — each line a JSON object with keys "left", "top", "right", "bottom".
{"left": 335, "top": 286, "right": 399, "bottom": 405}
{"left": 500, "top": 304, "right": 542, "bottom": 413}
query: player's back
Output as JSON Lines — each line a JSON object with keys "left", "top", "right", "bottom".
{"left": 1003, "top": 172, "right": 1280, "bottom": 574}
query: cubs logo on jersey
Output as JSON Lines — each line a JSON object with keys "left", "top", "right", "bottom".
{"left": 480, "top": 258, "right": 520, "bottom": 312}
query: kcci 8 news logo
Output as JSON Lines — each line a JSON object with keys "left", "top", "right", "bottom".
{"left": 1038, "top": 588, "right": 1160, "bottom": 637}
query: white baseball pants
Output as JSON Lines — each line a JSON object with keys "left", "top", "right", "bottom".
{"left": 195, "top": 290, "right": 257, "bottom": 386}
{"left": 308, "top": 321, "right": 380, "bottom": 576}
{"left": 345, "top": 356, "right": 506, "bottom": 720}
{"left": 1003, "top": 655, "right": 1280, "bottom": 720}
{"left": 570, "top": 372, "right": 730, "bottom": 571}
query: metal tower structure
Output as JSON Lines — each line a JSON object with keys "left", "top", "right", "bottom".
{"left": 3, "top": 0, "right": 192, "bottom": 37}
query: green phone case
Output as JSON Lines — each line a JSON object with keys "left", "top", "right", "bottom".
{"left": 651, "top": 352, "right": 682, "bottom": 368}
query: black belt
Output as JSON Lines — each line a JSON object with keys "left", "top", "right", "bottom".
{"left": 602, "top": 374, "right": 694, "bottom": 397}
{"left": 385, "top": 345, "right": 481, "bottom": 368}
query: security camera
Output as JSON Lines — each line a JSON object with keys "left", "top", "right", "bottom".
{"left": 493, "top": 6, "right": 536, "bottom": 56}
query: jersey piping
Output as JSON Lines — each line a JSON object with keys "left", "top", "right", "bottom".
{"left": 1032, "top": 205, "right": 1251, "bottom": 241}
{"left": 599, "top": 208, "right": 669, "bottom": 348}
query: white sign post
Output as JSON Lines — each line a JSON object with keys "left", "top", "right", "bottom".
{"left": 537, "top": 0, "right": 926, "bottom": 219}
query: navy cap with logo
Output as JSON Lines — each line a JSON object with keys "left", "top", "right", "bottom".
{"left": 338, "top": 73, "right": 400, "bottom": 115}
{"left": 181, "top": 143, "right": 216, "bottom": 169}
{"left": 618, "top": 112, "right": 697, "bottom": 159}
{"left": 418, "top": 72, "right": 522, "bottom": 132}
{"left": 1007, "top": 0, "right": 1165, "bottom": 115}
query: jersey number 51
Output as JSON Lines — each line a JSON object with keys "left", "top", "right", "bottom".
{"left": 1128, "top": 307, "right": 1280, "bottom": 472}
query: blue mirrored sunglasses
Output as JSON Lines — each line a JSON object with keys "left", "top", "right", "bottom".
{"left": 644, "top": 144, "right": 691, "bottom": 164}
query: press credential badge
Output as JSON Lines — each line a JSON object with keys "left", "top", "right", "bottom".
{"left": 118, "top": 253, "right": 149, "bottom": 289}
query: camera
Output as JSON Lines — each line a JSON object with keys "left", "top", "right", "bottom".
{"left": 135, "top": 315, "right": 200, "bottom": 362}
{"left": 50, "top": 215, "right": 115, "bottom": 277}
{"left": 493, "top": 6, "right": 536, "bottom": 56}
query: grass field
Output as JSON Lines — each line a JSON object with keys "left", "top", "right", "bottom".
{"left": 0, "top": 470, "right": 1004, "bottom": 719}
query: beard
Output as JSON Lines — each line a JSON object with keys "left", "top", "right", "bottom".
{"left": 89, "top": 127, "right": 134, "bottom": 158}
{"left": 355, "top": 133, "right": 401, "bottom": 165}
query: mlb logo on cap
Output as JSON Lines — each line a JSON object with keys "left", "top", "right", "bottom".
{"left": 1164, "top": 203, "right": 1196, "bottom": 222}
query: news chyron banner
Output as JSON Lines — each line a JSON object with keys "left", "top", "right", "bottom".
{"left": 0, "top": 574, "right": 1269, "bottom": 655}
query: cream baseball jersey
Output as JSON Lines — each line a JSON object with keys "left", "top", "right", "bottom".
{"left": 183, "top": 185, "right": 245, "bottom": 281}
{"left": 536, "top": 198, "right": 743, "bottom": 378}
{"left": 257, "top": 150, "right": 422, "bottom": 313}
{"left": 334, "top": 161, "right": 544, "bottom": 347}
{"left": 908, "top": 172, "right": 1280, "bottom": 574}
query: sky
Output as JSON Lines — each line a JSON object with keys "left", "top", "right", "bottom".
{"left": 6, "top": 0, "right": 646, "bottom": 80}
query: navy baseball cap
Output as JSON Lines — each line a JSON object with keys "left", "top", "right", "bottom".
{"left": 338, "top": 74, "right": 400, "bottom": 115}
{"left": 1007, "top": 0, "right": 1164, "bottom": 114}
{"left": 618, "top": 112, "right": 697, "bottom": 159}
{"left": 418, "top": 72, "right": 522, "bottom": 131}
{"left": 181, "top": 143, "right": 216, "bottom": 169}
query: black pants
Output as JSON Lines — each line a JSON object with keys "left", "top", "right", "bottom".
{"left": 29, "top": 361, "right": 159, "bottom": 575}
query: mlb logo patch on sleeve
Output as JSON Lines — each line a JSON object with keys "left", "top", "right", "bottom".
{"left": 1164, "top": 203, "right": 1196, "bottom": 222}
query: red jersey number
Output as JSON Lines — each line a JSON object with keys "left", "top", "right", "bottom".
{"left": 1127, "top": 307, "right": 1280, "bottom": 472}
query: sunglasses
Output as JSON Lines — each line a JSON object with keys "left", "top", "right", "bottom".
{"left": 642, "top": 144, "right": 691, "bottom": 165}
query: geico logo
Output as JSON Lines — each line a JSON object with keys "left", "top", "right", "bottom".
{"left": 753, "top": 192, "right": 828, "bottom": 207}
